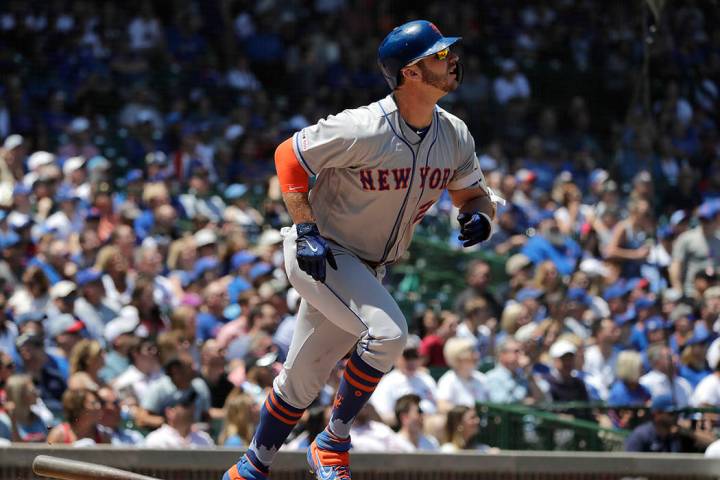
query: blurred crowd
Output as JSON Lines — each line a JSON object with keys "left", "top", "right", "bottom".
{"left": 0, "top": 0, "right": 719, "bottom": 456}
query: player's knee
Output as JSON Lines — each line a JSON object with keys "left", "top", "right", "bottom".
{"left": 369, "top": 313, "right": 408, "bottom": 358}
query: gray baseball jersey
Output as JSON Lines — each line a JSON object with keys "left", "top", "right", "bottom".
{"left": 292, "top": 94, "right": 488, "bottom": 265}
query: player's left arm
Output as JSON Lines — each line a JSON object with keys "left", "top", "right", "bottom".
{"left": 448, "top": 186, "right": 496, "bottom": 220}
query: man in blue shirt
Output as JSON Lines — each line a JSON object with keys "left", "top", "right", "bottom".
{"left": 522, "top": 217, "right": 582, "bottom": 276}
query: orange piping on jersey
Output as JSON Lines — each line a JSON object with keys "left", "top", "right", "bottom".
{"left": 275, "top": 137, "right": 309, "bottom": 193}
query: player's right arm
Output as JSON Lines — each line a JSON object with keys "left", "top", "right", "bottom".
{"left": 275, "top": 137, "right": 336, "bottom": 282}
{"left": 275, "top": 137, "right": 315, "bottom": 224}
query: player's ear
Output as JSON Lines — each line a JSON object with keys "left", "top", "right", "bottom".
{"left": 400, "top": 66, "right": 419, "bottom": 82}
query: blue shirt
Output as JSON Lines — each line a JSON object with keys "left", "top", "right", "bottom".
{"left": 196, "top": 312, "right": 225, "bottom": 342}
{"left": 607, "top": 380, "right": 651, "bottom": 406}
{"left": 679, "top": 364, "right": 711, "bottom": 390}
{"left": 521, "top": 235, "right": 582, "bottom": 276}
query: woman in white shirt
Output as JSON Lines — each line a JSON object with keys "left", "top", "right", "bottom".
{"left": 440, "top": 405, "right": 495, "bottom": 453}
{"left": 437, "top": 337, "right": 488, "bottom": 412}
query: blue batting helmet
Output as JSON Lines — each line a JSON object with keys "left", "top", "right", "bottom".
{"left": 378, "top": 20, "right": 462, "bottom": 90}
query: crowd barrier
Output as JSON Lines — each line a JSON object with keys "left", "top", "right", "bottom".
{"left": 2, "top": 445, "right": 719, "bottom": 480}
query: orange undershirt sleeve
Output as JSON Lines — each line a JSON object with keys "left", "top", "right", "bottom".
{"left": 275, "top": 137, "right": 310, "bottom": 193}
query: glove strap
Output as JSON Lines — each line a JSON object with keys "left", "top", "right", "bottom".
{"left": 296, "top": 223, "right": 320, "bottom": 237}
{"left": 478, "top": 212, "right": 494, "bottom": 241}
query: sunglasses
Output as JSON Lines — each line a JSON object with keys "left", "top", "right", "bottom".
{"left": 406, "top": 47, "right": 451, "bottom": 67}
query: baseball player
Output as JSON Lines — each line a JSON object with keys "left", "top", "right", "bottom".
{"left": 223, "top": 20, "right": 498, "bottom": 480}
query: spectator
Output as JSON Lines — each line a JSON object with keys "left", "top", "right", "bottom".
{"left": 15, "top": 333, "right": 66, "bottom": 415}
{"left": 607, "top": 351, "right": 651, "bottom": 429}
{"left": 640, "top": 344, "right": 693, "bottom": 408}
{"left": 670, "top": 201, "right": 720, "bottom": 297}
{"left": 522, "top": 216, "right": 582, "bottom": 276}
{"left": 200, "top": 339, "right": 234, "bottom": 419}
{"left": 97, "top": 386, "right": 144, "bottom": 446}
{"left": 605, "top": 198, "right": 655, "bottom": 279}
{"left": 493, "top": 59, "right": 531, "bottom": 105}
{"left": 197, "top": 280, "right": 231, "bottom": 343}
{"left": 95, "top": 245, "right": 134, "bottom": 311}
{"left": 456, "top": 297, "right": 498, "bottom": 361}
{"left": 691, "top": 338, "right": 720, "bottom": 407}
{"left": 390, "top": 394, "right": 439, "bottom": 452}
{"left": 218, "top": 392, "right": 258, "bottom": 448}
{"left": 485, "top": 338, "right": 545, "bottom": 404}
{"left": 440, "top": 405, "right": 494, "bottom": 453}
{"left": 73, "top": 268, "right": 117, "bottom": 341}
{"left": 112, "top": 338, "right": 163, "bottom": 402}
{"left": 370, "top": 335, "right": 438, "bottom": 425}
{"left": 47, "top": 388, "right": 110, "bottom": 445}
{"left": 7, "top": 266, "right": 50, "bottom": 316}
{"left": 137, "top": 352, "right": 211, "bottom": 429}
{"left": 679, "top": 331, "right": 712, "bottom": 389}
{"left": 348, "top": 403, "right": 401, "bottom": 452}
{"left": 46, "top": 313, "right": 85, "bottom": 361}
{"left": 624, "top": 394, "right": 704, "bottom": 453}
{"left": 67, "top": 339, "right": 105, "bottom": 391}
{"left": 436, "top": 337, "right": 488, "bottom": 412}
{"left": 0, "top": 374, "right": 48, "bottom": 442}
{"left": 419, "top": 311, "right": 459, "bottom": 368}
{"left": 144, "top": 389, "right": 214, "bottom": 448}
{"left": 584, "top": 319, "right": 620, "bottom": 397}
{"left": 544, "top": 340, "right": 590, "bottom": 405}
{"left": 453, "top": 260, "right": 500, "bottom": 317}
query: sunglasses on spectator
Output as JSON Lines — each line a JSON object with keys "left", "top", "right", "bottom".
{"left": 406, "top": 47, "right": 450, "bottom": 67}
{"left": 1, "top": 361, "right": 14, "bottom": 369}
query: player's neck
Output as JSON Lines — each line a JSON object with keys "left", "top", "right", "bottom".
{"left": 393, "top": 88, "right": 441, "bottom": 129}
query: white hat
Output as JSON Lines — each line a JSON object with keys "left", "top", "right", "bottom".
{"left": 225, "top": 124, "right": 245, "bottom": 141}
{"left": 69, "top": 117, "right": 90, "bottom": 133}
{"left": 514, "top": 323, "right": 537, "bottom": 343}
{"left": 62, "top": 156, "right": 86, "bottom": 176}
{"left": 49, "top": 280, "right": 77, "bottom": 300}
{"left": 27, "top": 151, "right": 55, "bottom": 171}
{"left": 549, "top": 339, "right": 577, "bottom": 359}
{"left": 194, "top": 228, "right": 218, "bottom": 248}
{"left": 258, "top": 229, "right": 283, "bottom": 247}
{"left": 579, "top": 258, "right": 609, "bottom": 278}
{"left": 707, "top": 338, "right": 720, "bottom": 371}
{"left": 3, "top": 134, "right": 23, "bottom": 150}
{"left": 104, "top": 306, "right": 141, "bottom": 343}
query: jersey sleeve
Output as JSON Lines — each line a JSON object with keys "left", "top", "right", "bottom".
{"left": 446, "top": 126, "right": 488, "bottom": 191}
{"left": 292, "top": 110, "right": 363, "bottom": 176}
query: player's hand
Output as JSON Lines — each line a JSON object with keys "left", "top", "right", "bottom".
{"left": 457, "top": 212, "right": 492, "bottom": 247}
{"left": 295, "top": 223, "right": 337, "bottom": 282}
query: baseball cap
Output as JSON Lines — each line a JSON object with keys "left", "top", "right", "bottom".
{"left": 49, "top": 280, "right": 78, "bottom": 300}
{"left": 125, "top": 169, "right": 143, "bottom": 184}
{"left": 645, "top": 315, "right": 667, "bottom": 332}
{"left": 27, "top": 151, "right": 55, "bottom": 171}
{"left": 249, "top": 262, "right": 273, "bottom": 281}
{"left": 579, "top": 258, "right": 609, "bottom": 278}
{"left": 515, "top": 168, "right": 536, "bottom": 183}
{"left": 516, "top": 288, "right": 543, "bottom": 302}
{"left": 13, "top": 183, "right": 31, "bottom": 196}
{"left": 87, "top": 155, "right": 110, "bottom": 171}
{"left": 704, "top": 286, "right": 720, "bottom": 302}
{"left": 166, "top": 388, "right": 197, "bottom": 409}
{"left": 224, "top": 184, "right": 248, "bottom": 200}
{"left": 15, "top": 332, "right": 44, "bottom": 349}
{"left": 603, "top": 282, "right": 629, "bottom": 301}
{"left": 194, "top": 229, "right": 217, "bottom": 248}
{"left": 662, "top": 288, "right": 683, "bottom": 303}
{"left": 651, "top": 394, "right": 677, "bottom": 413}
{"left": 76, "top": 268, "right": 102, "bottom": 287}
{"left": 258, "top": 229, "right": 283, "bottom": 247}
{"left": 669, "top": 304, "right": 694, "bottom": 324}
{"left": 47, "top": 314, "right": 85, "bottom": 338}
{"left": 223, "top": 304, "right": 242, "bottom": 321}
{"left": 634, "top": 296, "right": 655, "bottom": 311}
{"left": 566, "top": 288, "right": 591, "bottom": 306}
{"left": 145, "top": 151, "right": 168, "bottom": 166}
{"left": 104, "top": 306, "right": 142, "bottom": 344}
{"left": 514, "top": 323, "right": 537, "bottom": 343}
{"left": 669, "top": 210, "right": 688, "bottom": 227}
{"left": 231, "top": 250, "right": 257, "bottom": 270}
{"left": 698, "top": 200, "right": 720, "bottom": 221}
{"left": 613, "top": 309, "right": 636, "bottom": 327}
{"left": 505, "top": 253, "right": 532, "bottom": 276}
{"left": 69, "top": 117, "right": 90, "bottom": 133}
{"left": 193, "top": 256, "right": 219, "bottom": 277}
{"left": 62, "top": 156, "right": 86, "bottom": 176}
{"left": 0, "top": 231, "right": 21, "bottom": 249}
{"left": 15, "top": 311, "right": 46, "bottom": 326}
{"left": 589, "top": 168, "right": 609, "bottom": 186}
{"left": 685, "top": 330, "right": 711, "bottom": 347}
{"left": 3, "top": 134, "right": 23, "bottom": 150}
{"left": 549, "top": 339, "right": 577, "bottom": 359}
{"left": 707, "top": 338, "right": 720, "bottom": 370}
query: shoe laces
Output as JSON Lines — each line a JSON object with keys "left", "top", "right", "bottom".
{"left": 333, "top": 465, "right": 351, "bottom": 480}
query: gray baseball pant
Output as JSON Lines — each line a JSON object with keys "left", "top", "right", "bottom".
{"left": 274, "top": 225, "right": 408, "bottom": 409}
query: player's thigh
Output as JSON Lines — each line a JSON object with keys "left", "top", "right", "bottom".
{"left": 275, "top": 299, "right": 357, "bottom": 408}
{"left": 283, "top": 227, "right": 406, "bottom": 342}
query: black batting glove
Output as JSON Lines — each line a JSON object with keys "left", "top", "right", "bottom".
{"left": 295, "top": 223, "right": 337, "bottom": 282}
{"left": 457, "top": 212, "right": 492, "bottom": 247}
